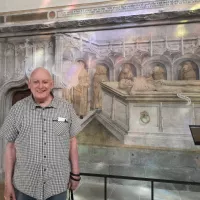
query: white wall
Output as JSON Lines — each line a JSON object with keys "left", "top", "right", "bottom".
{"left": 0, "top": 0, "right": 111, "bottom": 13}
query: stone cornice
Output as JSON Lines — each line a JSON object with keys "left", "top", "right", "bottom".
{"left": 0, "top": 0, "right": 200, "bottom": 35}
{"left": 1, "top": 9, "right": 200, "bottom": 36}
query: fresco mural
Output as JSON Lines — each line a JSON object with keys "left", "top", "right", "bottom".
{"left": 58, "top": 24, "right": 200, "bottom": 110}
{"left": 1, "top": 23, "right": 200, "bottom": 148}
{"left": 54, "top": 23, "right": 200, "bottom": 149}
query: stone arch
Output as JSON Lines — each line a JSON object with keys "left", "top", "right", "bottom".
{"left": 0, "top": 77, "right": 28, "bottom": 124}
{"left": 95, "top": 58, "right": 113, "bottom": 81}
{"left": 5, "top": 43, "right": 15, "bottom": 79}
{"left": 142, "top": 55, "right": 172, "bottom": 80}
{"left": 115, "top": 56, "right": 141, "bottom": 81}
{"left": 63, "top": 48, "right": 73, "bottom": 61}
{"left": 173, "top": 54, "right": 200, "bottom": 80}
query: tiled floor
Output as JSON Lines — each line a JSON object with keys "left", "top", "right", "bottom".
{"left": 74, "top": 182, "right": 200, "bottom": 200}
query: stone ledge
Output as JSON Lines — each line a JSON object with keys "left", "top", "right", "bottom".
{"left": 101, "top": 82, "right": 200, "bottom": 103}
{"left": 1, "top": 9, "right": 200, "bottom": 35}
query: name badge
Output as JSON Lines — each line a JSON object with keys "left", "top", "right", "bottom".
{"left": 58, "top": 117, "right": 67, "bottom": 122}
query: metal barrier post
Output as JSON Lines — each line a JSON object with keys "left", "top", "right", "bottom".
{"left": 104, "top": 177, "right": 107, "bottom": 200}
{"left": 151, "top": 181, "right": 154, "bottom": 200}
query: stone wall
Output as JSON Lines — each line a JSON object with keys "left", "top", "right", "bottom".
{"left": 79, "top": 144, "right": 200, "bottom": 191}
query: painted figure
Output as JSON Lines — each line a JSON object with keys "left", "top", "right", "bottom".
{"left": 180, "top": 61, "right": 197, "bottom": 80}
{"left": 93, "top": 65, "right": 109, "bottom": 109}
{"left": 118, "top": 63, "right": 134, "bottom": 89}
{"left": 73, "top": 61, "right": 90, "bottom": 117}
{"left": 152, "top": 65, "right": 166, "bottom": 80}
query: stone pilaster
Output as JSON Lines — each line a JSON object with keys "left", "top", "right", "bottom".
{"left": 54, "top": 34, "right": 64, "bottom": 88}
{"left": 32, "top": 43, "right": 36, "bottom": 69}
{"left": 44, "top": 41, "right": 48, "bottom": 68}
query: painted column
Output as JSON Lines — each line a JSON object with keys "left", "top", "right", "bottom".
{"left": 54, "top": 34, "right": 64, "bottom": 88}
{"left": 181, "top": 36, "right": 184, "bottom": 56}
{"left": 0, "top": 42, "right": 2, "bottom": 84}
{"left": 44, "top": 41, "right": 48, "bottom": 68}
{"left": 14, "top": 44, "right": 18, "bottom": 77}
{"left": 32, "top": 43, "right": 36, "bottom": 69}
{"left": 4, "top": 42, "right": 7, "bottom": 81}
{"left": 53, "top": 34, "right": 64, "bottom": 98}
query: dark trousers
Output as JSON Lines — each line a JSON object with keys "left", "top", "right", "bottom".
{"left": 15, "top": 188, "right": 67, "bottom": 200}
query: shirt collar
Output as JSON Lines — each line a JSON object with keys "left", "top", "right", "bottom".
{"left": 29, "top": 94, "right": 59, "bottom": 110}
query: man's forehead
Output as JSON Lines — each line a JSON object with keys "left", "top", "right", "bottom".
{"left": 30, "top": 78, "right": 52, "bottom": 81}
{"left": 30, "top": 67, "right": 52, "bottom": 78}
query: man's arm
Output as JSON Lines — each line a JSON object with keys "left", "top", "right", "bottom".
{"left": 4, "top": 142, "right": 16, "bottom": 200}
{"left": 4, "top": 142, "right": 16, "bottom": 184}
{"left": 69, "top": 137, "right": 80, "bottom": 190}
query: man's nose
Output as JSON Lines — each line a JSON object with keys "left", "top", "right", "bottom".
{"left": 38, "top": 82, "right": 44, "bottom": 88}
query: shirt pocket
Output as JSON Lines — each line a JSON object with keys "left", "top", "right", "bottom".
{"left": 52, "top": 118, "right": 69, "bottom": 136}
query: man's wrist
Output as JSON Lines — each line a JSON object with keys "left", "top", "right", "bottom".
{"left": 70, "top": 172, "right": 80, "bottom": 176}
{"left": 70, "top": 172, "right": 81, "bottom": 181}
{"left": 4, "top": 179, "right": 12, "bottom": 185}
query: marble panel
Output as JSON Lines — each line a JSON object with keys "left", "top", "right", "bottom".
{"left": 114, "top": 98, "right": 128, "bottom": 128}
{"left": 162, "top": 106, "right": 193, "bottom": 133}
{"left": 102, "top": 92, "right": 112, "bottom": 118}
{"left": 194, "top": 107, "right": 200, "bottom": 125}
{"left": 129, "top": 105, "right": 159, "bottom": 133}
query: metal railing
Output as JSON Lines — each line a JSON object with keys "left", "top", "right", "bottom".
{"left": 80, "top": 173, "right": 200, "bottom": 200}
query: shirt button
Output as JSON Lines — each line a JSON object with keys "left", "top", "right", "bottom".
{"left": 43, "top": 119, "right": 46, "bottom": 121}
{"left": 44, "top": 142, "right": 46, "bottom": 145}
{"left": 44, "top": 169, "right": 46, "bottom": 171}
{"left": 44, "top": 130, "right": 46, "bottom": 132}
{"left": 44, "top": 156, "right": 46, "bottom": 158}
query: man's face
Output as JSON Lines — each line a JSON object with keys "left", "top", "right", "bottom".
{"left": 28, "top": 69, "right": 53, "bottom": 102}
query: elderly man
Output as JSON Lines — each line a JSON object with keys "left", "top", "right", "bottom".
{"left": 0, "top": 67, "right": 82, "bottom": 200}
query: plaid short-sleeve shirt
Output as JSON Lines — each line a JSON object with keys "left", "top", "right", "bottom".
{"left": 0, "top": 95, "right": 82, "bottom": 200}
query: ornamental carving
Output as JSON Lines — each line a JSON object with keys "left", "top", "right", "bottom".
{"left": 1, "top": 10, "right": 200, "bottom": 33}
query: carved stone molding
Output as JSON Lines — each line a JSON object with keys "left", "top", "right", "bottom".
{"left": 1, "top": 10, "right": 200, "bottom": 35}
{"left": 57, "top": 0, "right": 200, "bottom": 18}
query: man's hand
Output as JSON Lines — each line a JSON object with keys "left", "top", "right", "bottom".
{"left": 4, "top": 182, "right": 16, "bottom": 200}
{"left": 68, "top": 178, "right": 80, "bottom": 191}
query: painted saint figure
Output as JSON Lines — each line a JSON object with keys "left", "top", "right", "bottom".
{"left": 93, "top": 65, "right": 109, "bottom": 109}
{"left": 180, "top": 61, "right": 197, "bottom": 80}
{"left": 73, "top": 61, "right": 90, "bottom": 117}
{"left": 118, "top": 63, "right": 134, "bottom": 90}
{"left": 152, "top": 65, "right": 166, "bottom": 80}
